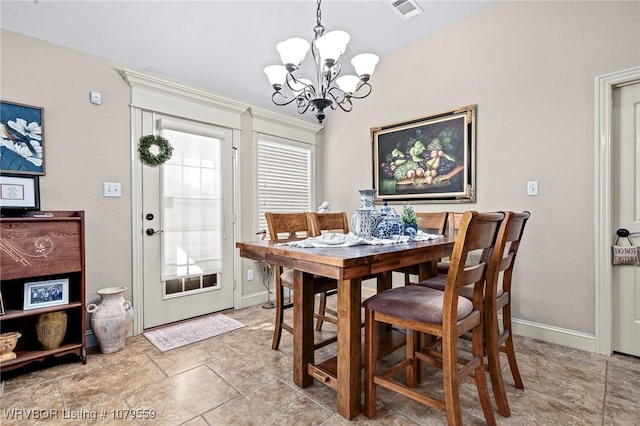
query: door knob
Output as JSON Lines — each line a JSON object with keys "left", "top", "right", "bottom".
{"left": 617, "top": 228, "right": 630, "bottom": 237}
{"left": 145, "top": 228, "right": 163, "bottom": 236}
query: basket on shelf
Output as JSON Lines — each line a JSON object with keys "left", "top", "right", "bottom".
{"left": 35, "top": 311, "right": 67, "bottom": 350}
{"left": 0, "top": 331, "right": 22, "bottom": 362}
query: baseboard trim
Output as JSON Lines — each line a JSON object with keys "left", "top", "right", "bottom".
{"left": 86, "top": 330, "right": 97, "bottom": 348}
{"left": 508, "top": 316, "right": 595, "bottom": 352}
{"left": 240, "top": 290, "right": 273, "bottom": 309}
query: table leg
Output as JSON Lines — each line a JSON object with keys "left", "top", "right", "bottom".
{"left": 293, "top": 270, "right": 314, "bottom": 388}
{"left": 376, "top": 271, "right": 392, "bottom": 293}
{"left": 336, "top": 278, "right": 362, "bottom": 420}
{"left": 418, "top": 259, "right": 437, "bottom": 280}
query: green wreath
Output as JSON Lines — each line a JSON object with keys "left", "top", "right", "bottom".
{"left": 138, "top": 135, "right": 174, "bottom": 166}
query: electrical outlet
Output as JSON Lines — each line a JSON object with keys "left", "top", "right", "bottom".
{"left": 247, "top": 269, "right": 254, "bottom": 281}
{"left": 527, "top": 181, "right": 539, "bottom": 196}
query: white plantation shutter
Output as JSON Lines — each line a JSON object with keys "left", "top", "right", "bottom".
{"left": 257, "top": 135, "right": 312, "bottom": 235}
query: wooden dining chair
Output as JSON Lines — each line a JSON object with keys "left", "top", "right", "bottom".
{"left": 417, "top": 211, "right": 531, "bottom": 417}
{"left": 306, "top": 212, "right": 349, "bottom": 331}
{"left": 396, "top": 211, "right": 448, "bottom": 285}
{"left": 447, "top": 211, "right": 465, "bottom": 238}
{"left": 432, "top": 212, "right": 465, "bottom": 274}
{"left": 363, "top": 211, "right": 503, "bottom": 426}
{"left": 265, "top": 212, "right": 338, "bottom": 350}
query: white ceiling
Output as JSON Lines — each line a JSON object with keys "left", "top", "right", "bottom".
{"left": 1, "top": 0, "right": 495, "bottom": 122}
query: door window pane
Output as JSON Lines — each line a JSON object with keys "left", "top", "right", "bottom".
{"left": 160, "top": 128, "right": 222, "bottom": 295}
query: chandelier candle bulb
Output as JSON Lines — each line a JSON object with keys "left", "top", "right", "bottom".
{"left": 276, "top": 38, "right": 310, "bottom": 69}
{"left": 264, "top": 0, "right": 379, "bottom": 123}
{"left": 352, "top": 53, "right": 380, "bottom": 80}
{"left": 337, "top": 75, "right": 360, "bottom": 94}
{"left": 264, "top": 65, "right": 288, "bottom": 90}
{"left": 315, "top": 30, "right": 350, "bottom": 64}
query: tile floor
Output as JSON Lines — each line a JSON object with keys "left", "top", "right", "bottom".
{"left": 1, "top": 303, "right": 639, "bottom": 425}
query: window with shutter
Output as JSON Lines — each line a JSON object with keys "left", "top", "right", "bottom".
{"left": 257, "top": 134, "right": 313, "bottom": 236}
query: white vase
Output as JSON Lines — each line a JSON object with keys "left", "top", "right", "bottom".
{"left": 87, "top": 287, "right": 134, "bottom": 354}
{"left": 351, "top": 209, "right": 381, "bottom": 240}
{"left": 358, "top": 189, "right": 377, "bottom": 210}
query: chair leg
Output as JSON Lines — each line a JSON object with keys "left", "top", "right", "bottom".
{"left": 406, "top": 330, "right": 417, "bottom": 387}
{"left": 472, "top": 328, "right": 497, "bottom": 426}
{"left": 486, "top": 311, "right": 510, "bottom": 416}
{"left": 315, "top": 292, "right": 327, "bottom": 331}
{"left": 474, "top": 358, "right": 497, "bottom": 426}
{"left": 502, "top": 304, "right": 524, "bottom": 389}
{"left": 441, "top": 337, "right": 465, "bottom": 426}
{"left": 271, "top": 278, "right": 285, "bottom": 350}
{"left": 364, "top": 309, "right": 377, "bottom": 418}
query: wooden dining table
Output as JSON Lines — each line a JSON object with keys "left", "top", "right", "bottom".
{"left": 236, "top": 236, "right": 455, "bottom": 420}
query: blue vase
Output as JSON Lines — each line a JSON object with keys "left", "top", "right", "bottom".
{"left": 404, "top": 224, "right": 418, "bottom": 237}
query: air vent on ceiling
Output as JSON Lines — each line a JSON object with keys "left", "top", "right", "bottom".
{"left": 388, "top": 0, "right": 424, "bottom": 20}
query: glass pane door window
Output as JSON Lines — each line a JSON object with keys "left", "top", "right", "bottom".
{"left": 161, "top": 128, "right": 222, "bottom": 297}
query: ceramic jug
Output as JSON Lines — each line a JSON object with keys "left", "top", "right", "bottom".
{"left": 351, "top": 209, "right": 380, "bottom": 240}
{"left": 87, "top": 286, "right": 134, "bottom": 354}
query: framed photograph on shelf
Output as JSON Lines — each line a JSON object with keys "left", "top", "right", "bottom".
{"left": 372, "top": 104, "right": 476, "bottom": 203}
{"left": 0, "top": 101, "right": 45, "bottom": 176}
{"left": 0, "top": 174, "right": 40, "bottom": 211}
{"left": 23, "top": 278, "right": 69, "bottom": 310}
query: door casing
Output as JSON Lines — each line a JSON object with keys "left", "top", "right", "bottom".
{"left": 123, "top": 69, "right": 247, "bottom": 335}
{"left": 595, "top": 66, "right": 640, "bottom": 355}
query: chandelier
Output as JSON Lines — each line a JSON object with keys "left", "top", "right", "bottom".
{"left": 263, "top": 0, "right": 379, "bottom": 123}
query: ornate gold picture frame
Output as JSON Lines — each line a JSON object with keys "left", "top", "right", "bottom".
{"left": 372, "top": 105, "right": 476, "bottom": 203}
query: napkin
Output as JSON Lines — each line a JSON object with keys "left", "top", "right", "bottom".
{"left": 274, "top": 231, "right": 440, "bottom": 248}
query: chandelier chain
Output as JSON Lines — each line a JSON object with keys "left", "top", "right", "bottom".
{"left": 316, "top": 0, "right": 322, "bottom": 27}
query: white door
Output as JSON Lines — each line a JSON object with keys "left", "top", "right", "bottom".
{"left": 612, "top": 81, "right": 640, "bottom": 356}
{"left": 142, "top": 115, "right": 235, "bottom": 329}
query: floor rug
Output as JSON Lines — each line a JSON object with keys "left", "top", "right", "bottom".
{"left": 143, "top": 314, "right": 245, "bottom": 352}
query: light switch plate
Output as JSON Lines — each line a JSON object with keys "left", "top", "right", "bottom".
{"left": 104, "top": 182, "right": 121, "bottom": 197}
{"left": 527, "top": 181, "right": 539, "bottom": 196}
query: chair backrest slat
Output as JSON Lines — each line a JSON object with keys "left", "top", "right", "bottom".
{"left": 265, "top": 212, "right": 311, "bottom": 242}
{"left": 308, "top": 212, "right": 349, "bottom": 236}
{"left": 416, "top": 212, "right": 448, "bottom": 235}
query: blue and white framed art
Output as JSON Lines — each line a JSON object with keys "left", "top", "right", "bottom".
{"left": 0, "top": 101, "right": 45, "bottom": 175}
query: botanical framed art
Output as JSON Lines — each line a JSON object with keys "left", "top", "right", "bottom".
{"left": 23, "top": 278, "right": 69, "bottom": 310}
{"left": 0, "top": 174, "right": 40, "bottom": 211}
{"left": 372, "top": 105, "right": 476, "bottom": 203}
{"left": 0, "top": 101, "right": 45, "bottom": 175}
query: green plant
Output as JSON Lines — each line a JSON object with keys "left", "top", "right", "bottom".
{"left": 401, "top": 205, "right": 418, "bottom": 225}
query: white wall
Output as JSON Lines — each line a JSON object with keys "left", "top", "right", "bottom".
{"left": 1, "top": 30, "right": 133, "bottom": 313}
{"left": 320, "top": 1, "right": 640, "bottom": 335}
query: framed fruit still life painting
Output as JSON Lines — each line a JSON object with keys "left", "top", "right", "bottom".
{"left": 372, "top": 105, "right": 476, "bottom": 203}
